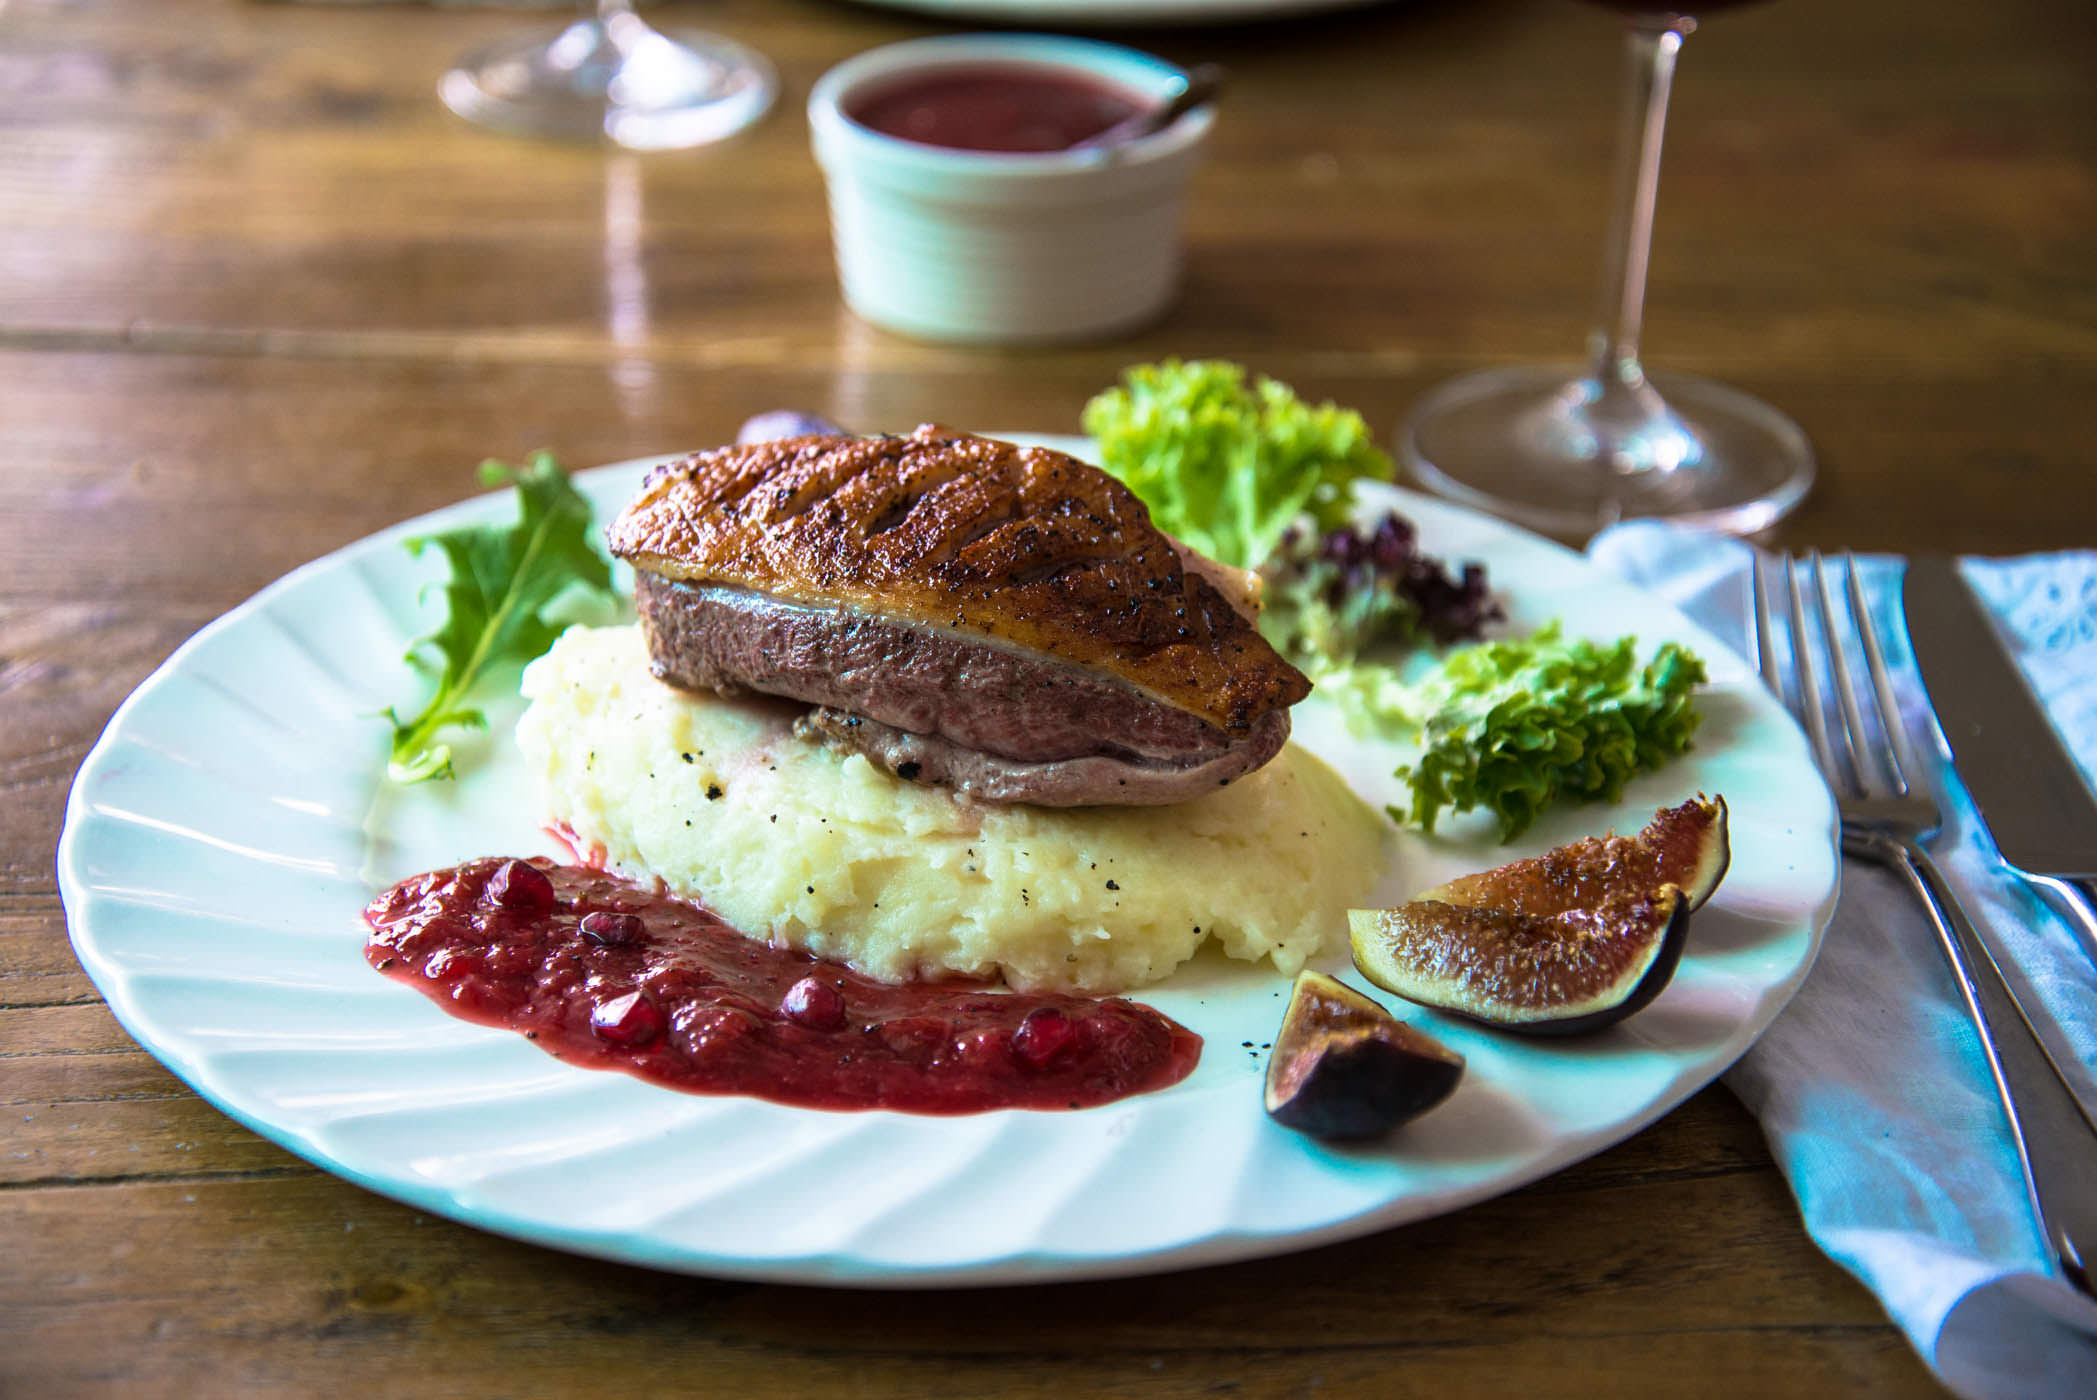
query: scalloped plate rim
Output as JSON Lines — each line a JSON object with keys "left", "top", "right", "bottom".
{"left": 57, "top": 437, "right": 1838, "bottom": 1287}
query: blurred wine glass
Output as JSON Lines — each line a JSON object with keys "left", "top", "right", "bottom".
{"left": 1401, "top": 2, "right": 1812, "bottom": 539}
{"left": 440, "top": 0, "right": 775, "bottom": 150}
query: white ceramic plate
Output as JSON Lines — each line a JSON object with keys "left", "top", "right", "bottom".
{"left": 841, "top": 0, "right": 1386, "bottom": 27}
{"left": 59, "top": 436, "right": 1837, "bottom": 1287}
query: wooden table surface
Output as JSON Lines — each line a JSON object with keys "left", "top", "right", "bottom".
{"left": 6, "top": 0, "right": 2093, "bottom": 1393}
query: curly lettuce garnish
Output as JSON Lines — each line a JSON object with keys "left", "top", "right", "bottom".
{"left": 1332, "top": 624, "right": 1707, "bottom": 841}
{"left": 1081, "top": 359, "right": 1394, "bottom": 572}
{"left": 1079, "top": 360, "right": 1702, "bottom": 841}
{"left": 386, "top": 454, "right": 618, "bottom": 784}
{"left": 1260, "top": 512, "right": 1502, "bottom": 669}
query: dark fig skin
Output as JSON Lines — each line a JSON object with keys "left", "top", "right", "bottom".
{"left": 1478, "top": 890, "right": 1690, "bottom": 1036}
{"left": 1264, "top": 971, "right": 1464, "bottom": 1140}
{"left": 1416, "top": 795, "right": 1728, "bottom": 916}
{"left": 1349, "top": 886, "right": 1691, "bottom": 1037}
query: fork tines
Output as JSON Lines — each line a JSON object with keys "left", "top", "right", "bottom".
{"left": 1750, "top": 549, "right": 1914, "bottom": 803}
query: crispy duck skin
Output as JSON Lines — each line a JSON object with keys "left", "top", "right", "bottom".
{"left": 606, "top": 426, "right": 1311, "bottom": 734}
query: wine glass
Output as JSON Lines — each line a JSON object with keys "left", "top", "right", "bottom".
{"left": 1401, "top": 3, "right": 1812, "bottom": 539}
{"left": 439, "top": 0, "right": 775, "bottom": 151}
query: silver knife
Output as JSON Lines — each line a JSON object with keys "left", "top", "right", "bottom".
{"left": 1903, "top": 554, "right": 2097, "bottom": 966}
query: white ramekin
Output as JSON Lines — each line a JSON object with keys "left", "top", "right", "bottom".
{"left": 808, "top": 34, "right": 1214, "bottom": 346}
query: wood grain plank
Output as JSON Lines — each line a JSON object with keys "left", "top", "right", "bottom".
{"left": 6, "top": 0, "right": 2091, "bottom": 1390}
{"left": 0, "top": 1003, "right": 140, "bottom": 1057}
{"left": 1, "top": 0, "right": 2090, "bottom": 378}
{"left": 3, "top": 348, "right": 2093, "bottom": 604}
{"left": 0, "top": 1163, "right": 1938, "bottom": 1398}
{"left": 0, "top": 928, "right": 97, "bottom": 1007}
{"left": 0, "top": 1049, "right": 193, "bottom": 1107}
{"left": 3, "top": 1095, "right": 311, "bottom": 1187}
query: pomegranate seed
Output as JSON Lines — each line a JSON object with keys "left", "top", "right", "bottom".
{"left": 780, "top": 977, "right": 847, "bottom": 1031}
{"left": 590, "top": 991, "right": 664, "bottom": 1048}
{"left": 487, "top": 859, "right": 554, "bottom": 912}
{"left": 1012, "top": 1007, "right": 1078, "bottom": 1069}
{"left": 948, "top": 1028, "right": 1011, "bottom": 1071}
{"left": 424, "top": 947, "right": 482, "bottom": 982}
{"left": 672, "top": 1005, "right": 757, "bottom": 1060}
{"left": 580, "top": 911, "right": 645, "bottom": 947}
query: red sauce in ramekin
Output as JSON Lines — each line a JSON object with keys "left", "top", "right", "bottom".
{"left": 843, "top": 65, "right": 1148, "bottom": 153}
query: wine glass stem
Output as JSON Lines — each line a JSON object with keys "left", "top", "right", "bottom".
{"left": 590, "top": 0, "right": 656, "bottom": 64}
{"left": 1588, "top": 18, "right": 1692, "bottom": 405}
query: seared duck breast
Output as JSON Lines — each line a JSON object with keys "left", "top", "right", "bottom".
{"left": 606, "top": 426, "right": 1311, "bottom": 806}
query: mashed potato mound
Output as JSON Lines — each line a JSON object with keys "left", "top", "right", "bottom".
{"left": 517, "top": 625, "right": 1384, "bottom": 992}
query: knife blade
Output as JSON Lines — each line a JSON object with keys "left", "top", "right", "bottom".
{"left": 1902, "top": 557, "right": 2097, "bottom": 1246}
{"left": 1904, "top": 554, "right": 2097, "bottom": 977}
{"left": 1903, "top": 555, "right": 2097, "bottom": 877}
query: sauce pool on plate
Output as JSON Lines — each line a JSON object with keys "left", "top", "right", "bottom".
{"left": 365, "top": 858, "right": 1201, "bottom": 1114}
{"left": 844, "top": 65, "right": 1150, "bottom": 153}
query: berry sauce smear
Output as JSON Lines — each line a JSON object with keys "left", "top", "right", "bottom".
{"left": 364, "top": 858, "right": 1201, "bottom": 1114}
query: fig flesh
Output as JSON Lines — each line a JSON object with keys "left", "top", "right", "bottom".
{"left": 1416, "top": 795, "right": 1729, "bottom": 917}
{"left": 1264, "top": 971, "right": 1464, "bottom": 1140}
{"left": 1349, "top": 885, "right": 1689, "bottom": 1036}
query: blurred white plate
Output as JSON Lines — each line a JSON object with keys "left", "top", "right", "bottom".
{"left": 58, "top": 436, "right": 1836, "bottom": 1287}
{"left": 843, "top": 0, "right": 1386, "bottom": 26}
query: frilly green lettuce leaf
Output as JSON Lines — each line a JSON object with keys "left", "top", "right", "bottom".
{"left": 1080, "top": 359, "right": 1393, "bottom": 571}
{"left": 1325, "top": 623, "right": 1707, "bottom": 841}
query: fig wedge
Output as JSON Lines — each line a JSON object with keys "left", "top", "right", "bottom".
{"left": 1349, "top": 886, "right": 1690, "bottom": 1036}
{"left": 1416, "top": 795, "right": 1728, "bottom": 917}
{"left": 1264, "top": 971, "right": 1464, "bottom": 1140}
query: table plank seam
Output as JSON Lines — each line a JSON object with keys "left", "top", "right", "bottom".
{"left": 0, "top": 1165, "right": 320, "bottom": 1192}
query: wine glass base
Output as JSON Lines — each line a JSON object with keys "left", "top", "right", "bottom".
{"left": 439, "top": 20, "right": 776, "bottom": 151}
{"left": 1401, "top": 366, "right": 1814, "bottom": 540}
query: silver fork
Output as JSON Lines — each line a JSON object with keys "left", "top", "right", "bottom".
{"left": 1752, "top": 549, "right": 2097, "bottom": 1300}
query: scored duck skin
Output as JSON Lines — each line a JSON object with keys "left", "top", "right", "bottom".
{"left": 608, "top": 426, "right": 1312, "bottom": 806}
{"left": 611, "top": 425, "right": 1304, "bottom": 731}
